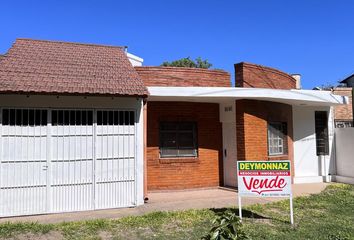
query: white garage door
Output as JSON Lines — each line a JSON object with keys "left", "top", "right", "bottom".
{"left": 0, "top": 108, "right": 136, "bottom": 217}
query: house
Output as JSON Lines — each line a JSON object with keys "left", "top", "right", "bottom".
{"left": 138, "top": 63, "right": 345, "bottom": 192}
{"left": 0, "top": 39, "right": 347, "bottom": 217}
{"left": 339, "top": 73, "right": 354, "bottom": 87}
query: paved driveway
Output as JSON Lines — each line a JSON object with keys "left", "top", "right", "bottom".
{"left": 0, "top": 183, "right": 327, "bottom": 224}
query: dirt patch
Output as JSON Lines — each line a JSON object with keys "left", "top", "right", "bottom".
{"left": 5, "top": 231, "right": 63, "bottom": 240}
{"left": 98, "top": 231, "right": 113, "bottom": 240}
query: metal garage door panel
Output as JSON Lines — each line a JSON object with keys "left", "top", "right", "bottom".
{"left": 50, "top": 110, "right": 94, "bottom": 212}
{"left": 0, "top": 109, "right": 47, "bottom": 217}
{"left": 95, "top": 110, "right": 136, "bottom": 209}
{"left": 0, "top": 108, "right": 137, "bottom": 217}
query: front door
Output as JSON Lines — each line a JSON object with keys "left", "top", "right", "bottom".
{"left": 222, "top": 122, "right": 237, "bottom": 187}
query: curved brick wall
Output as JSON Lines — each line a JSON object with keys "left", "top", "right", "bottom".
{"left": 235, "top": 62, "right": 296, "bottom": 89}
{"left": 135, "top": 66, "right": 231, "bottom": 87}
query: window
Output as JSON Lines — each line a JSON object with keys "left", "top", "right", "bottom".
{"left": 97, "top": 110, "right": 134, "bottom": 125}
{"left": 159, "top": 122, "right": 197, "bottom": 158}
{"left": 52, "top": 110, "right": 93, "bottom": 126}
{"left": 267, "top": 122, "right": 288, "bottom": 156}
{"left": 2, "top": 109, "right": 47, "bottom": 126}
{"left": 51, "top": 110, "right": 134, "bottom": 126}
{"left": 315, "top": 111, "right": 329, "bottom": 155}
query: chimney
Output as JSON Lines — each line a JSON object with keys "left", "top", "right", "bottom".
{"left": 291, "top": 74, "right": 301, "bottom": 89}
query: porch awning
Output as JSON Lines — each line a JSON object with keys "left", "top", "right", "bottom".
{"left": 147, "top": 87, "right": 347, "bottom": 106}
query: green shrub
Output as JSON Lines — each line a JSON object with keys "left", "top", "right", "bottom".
{"left": 202, "top": 210, "right": 248, "bottom": 240}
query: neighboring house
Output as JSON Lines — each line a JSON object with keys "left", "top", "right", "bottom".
{"left": 332, "top": 74, "right": 354, "bottom": 128}
{"left": 0, "top": 39, "right": 347, "bottom": 217}
{"left": 340, "top": 73, "right": 354, "bottom": 87}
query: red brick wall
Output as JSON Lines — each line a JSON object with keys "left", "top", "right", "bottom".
{"left": 236, "top": 100, "right": 295, "bottom": 176}
{"left": 235, "top": 62, "right": 296, "bottom": 89}
{"left": 146, "top": 101, "right": 223, "bottom": 190}
{"left": 332, "top": 87, "right": 353, "bottom": 121}
{"left": 135, "top": 66, "right": 231, "bottom": 87}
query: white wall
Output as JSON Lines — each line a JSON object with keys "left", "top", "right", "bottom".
{"left": 127, "top": 52, "right": 143, "bottom": 67}
{"left": 292, "top": 106, "right": 335, "bottom": 183}
{"left": 0, "top": 94, "right": 145, "bottom": 206}
{"left": 219, "top": 101, "right": 236, "bottom": 123}
{"left": 335, "top": 128, "right": 354, "bottom": 184}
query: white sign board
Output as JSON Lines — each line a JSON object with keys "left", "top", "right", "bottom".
{"left": 237, "top": 160, "right": 292, "bottom": 197}
{"left": 237, "top": 160, "right": 294, "bottom": 224}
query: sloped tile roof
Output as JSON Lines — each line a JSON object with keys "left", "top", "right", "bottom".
{"left": 0, "top": 39, "right": 148, "bottom": 97}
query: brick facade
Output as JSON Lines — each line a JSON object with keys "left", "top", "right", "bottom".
{"left": 235, "top": 62, "right": 296, "bottom": 89}
{"left": 146, "top": 101, "right": 223, "bottom": 190}
{"left": 135, "top": 66, "right": 231, "bottom": 87}
{"left": 236, "top": 100, "right": 295, "bottom": 177}
{"left": 142, "top": 63, "right": 298, "bottom": 191}
{"left": 332, "top": 87, "right": 353, "bottom": 121}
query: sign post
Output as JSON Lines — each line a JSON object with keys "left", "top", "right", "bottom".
{"left": 237, "top": 160, "right": 294, "bottom": 225}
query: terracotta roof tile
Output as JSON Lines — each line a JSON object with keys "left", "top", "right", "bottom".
{"left": 0, "top": 39, "right": 148, "bottom": 96}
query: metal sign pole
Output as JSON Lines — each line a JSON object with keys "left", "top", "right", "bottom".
{"left": 238, "top": 195, "right": 242, "bottom": 222}
{"left": 289, "top": 193, "right": 294, "bottom": 225}
{"left": 237, "top": 161, "right": 243, "bottom": 222}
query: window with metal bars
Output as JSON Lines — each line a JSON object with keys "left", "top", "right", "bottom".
{"left": 315, "top": 111, "right": 329, "bottom": 155}
{"left": 52, "top": 110, "right": 93, "bottom": 126}
{"left": 267, "top": 122, "right": 288, "bottom": 156}
{"left": 97, "top": 110, "right": 135, "bottom": 125}
{"left": 159, "top": 122, "right": 198, "bottom": 158}
{"left": 2, "top": 109, "right": 47, "bottom": 126}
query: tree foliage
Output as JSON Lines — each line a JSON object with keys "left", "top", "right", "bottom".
{"left": 161, "top": 57, "right": 212, "bottom": 69}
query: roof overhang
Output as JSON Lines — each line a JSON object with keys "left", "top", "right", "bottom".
{"left": 147, "top": 87, "right": 348, "bottom": 106}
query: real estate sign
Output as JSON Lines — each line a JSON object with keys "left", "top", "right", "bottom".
{"left": 237, "top": 160, "right": 294, "bottom": 224}
{"left": 237, "top": 161, "right": 291, "bottom": 197}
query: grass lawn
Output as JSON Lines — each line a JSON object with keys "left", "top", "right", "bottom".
{"left": 0, "top": 183, "right": 353, "bottom": 240}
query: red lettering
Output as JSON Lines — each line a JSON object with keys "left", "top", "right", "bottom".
{"left": 242, "top": 176, "right": 287, "bottom": 194}
{"left": 243, "top": 177, "right": 252, "bottom": 190}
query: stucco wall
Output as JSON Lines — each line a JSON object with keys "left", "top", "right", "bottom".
{"left": 335, "top": 128, "right": 354, "bottom": 184}
{"left": 292, "top": 106, "right": 335, "bottom": 183}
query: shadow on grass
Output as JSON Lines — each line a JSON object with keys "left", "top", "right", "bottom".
{"left": 209, "top": 208, "right": 268, "bottom": 219}
{"left": 209, "top": 208, "right": 294, "bottom": 225}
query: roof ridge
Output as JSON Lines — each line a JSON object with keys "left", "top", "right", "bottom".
{"left": 16, "top": 38, "right": 126, "bottom": 50}
{"left": 0, "top": 69, "right": 140, "bottom": 79}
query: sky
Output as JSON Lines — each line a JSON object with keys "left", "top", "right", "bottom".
{"left": 1, "top": 0, "right": 353, "bottom": 89}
